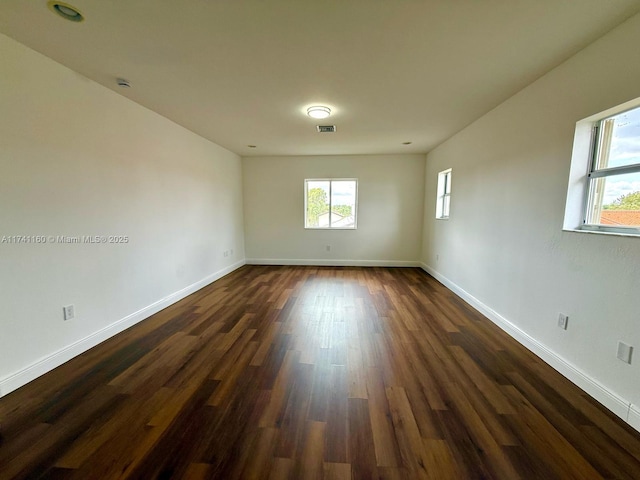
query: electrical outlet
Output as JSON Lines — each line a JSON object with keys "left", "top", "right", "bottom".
{"left": 557, "top": 313, "right": 568, "bottom": 330}
{"left": 326, "top": 245, "right": 331, "bottom": 252}
{"left": 223, "top": 250, "right": 228, "bottom": 257}
{"left": 63, "top": 304, "right": 75, "bottom": 321}
{"left": 617, "top": 341, "right": 633, "bottom": 364}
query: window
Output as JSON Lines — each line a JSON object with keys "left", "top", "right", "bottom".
{"left": 436, "top": 168, "right": 452, "bottom": 219}
{"left": 582, "top": 105, "right": 640, "bottom": 234}
{"left": 304, "top": 179, "right": 357, "bottom": 229}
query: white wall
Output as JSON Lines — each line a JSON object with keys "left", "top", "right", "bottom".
{"left": 243, "top": 155, "right": 424, "bottom": 265}
{"left": 421, "top": 13, "right": 640, "bottom": 427}
{"left": 0, "top": 34, "right": 245, "bottom": 395}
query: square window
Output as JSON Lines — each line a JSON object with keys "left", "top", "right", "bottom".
{"left": 436, "top": 169, "right": 452, "bottom": 219}
{"left": 583, "top": 105, "right": 640, "bottom": 233}
{"left": 304, "top": 179, "right": 357, "bottom": 229}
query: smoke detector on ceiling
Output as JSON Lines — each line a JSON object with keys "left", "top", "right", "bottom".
{"left": 316, "top": 125, "right": 336, "bottom": 133}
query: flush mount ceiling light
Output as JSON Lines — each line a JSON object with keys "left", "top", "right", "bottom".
{"left": 47, "top": 1, "right": 84, "bottom": 22}
{"left": 307, "top": 106, "right": 331, "bottom": 119}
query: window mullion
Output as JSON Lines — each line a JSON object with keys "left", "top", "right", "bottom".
{"left": 594, "top": 118, "right": 615, "bottom": 170}
{"left": 328, "top": 181, "right": 332, "bottom": 228}
{"left": 589, "top": 164, "right": 640, "bottom": 178}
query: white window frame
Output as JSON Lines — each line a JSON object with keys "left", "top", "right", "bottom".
{"left": 435, "top": 168, "right": 452, "bottom": 219}
{"left": 565, "top": 98, "right": 640, "bottom": 236}
{"left": 304, "top": 178, "right": 358, "bottom": 229}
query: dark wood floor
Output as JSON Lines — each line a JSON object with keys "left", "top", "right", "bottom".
{"left": 1, "top": 266, "right": 640, "bottom": 479}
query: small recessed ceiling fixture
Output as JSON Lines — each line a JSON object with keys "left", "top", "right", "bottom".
{"left": 403, "top": 141, "right": 412, "bottom": 145}
{"left": 116, "top": 78, "right": 131, "bottom": 88}
{"left": 47, "top": 1, "right": 84, "bottom": 22}
{"left": 247, "top": 145, "right": 257, "bottom": 148}
{"left": 307, "top": 106, "right": 331, "bottom": 119}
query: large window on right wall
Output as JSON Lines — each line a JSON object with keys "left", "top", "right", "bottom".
{"left": 583, "top": 105, "right": 640, "bottom": 234}
{"left": 565, "top": 100, "right": 640, "bottom": 235}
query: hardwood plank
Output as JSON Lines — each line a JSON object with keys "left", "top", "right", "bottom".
{"left": 366, "top": 367, "right": 402, "bottom": 467}
{"left": 323, "top": 461, "right": 351, "bottom": 480}
{"left": 258, "top": 349, "right": 299, "bottom": 428}
{"left": 385, "top": 386, "right": 431, "bottom": 479}
{"left": 347, "top": 398, "right": 378, "bottom": 479}
{"left": 294, "top": 420, "right": 325, "bottom": 479}
{"left": 346, "top": 340, "right": 368, "bottom": 400}
{"left": 250, "top": 320, "right": 282, "bottom": 366}
{"left": 54, "top": 386, "right": 173, "bottom": 469}
{"left": 324, "top": 365, "right": 349, "bottom": 464}
{"left": 238, "top": 427, "right": 278, "bottom": 479}
{"left": 180, "top": 463, "right": 212, "bottom": 480}
{"left": 268, "top": 457, "right": 293, "bottom": 480}
{"left": 273, "top": 362, "right": 314, "bottom": 459}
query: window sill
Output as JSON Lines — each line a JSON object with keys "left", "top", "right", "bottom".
{"left": 304, "top": 227, "right": 357, "bottom": 230}
{"left": 563, "top": 228, "right": 640, "bottom": 238}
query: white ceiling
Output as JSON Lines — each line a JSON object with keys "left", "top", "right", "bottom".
{"left": 2, "top": 1, "right": 640, "bottom": 157}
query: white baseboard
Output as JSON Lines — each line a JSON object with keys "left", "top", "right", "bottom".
{"left": 246, "top": 258, "right": 419, "bottom": 267}
{"left": 629, "top": 405, "right": 640, "bottom": 431}
{"left": 419, "top": 262, "right": 639, "bottom": 433}
{"left": 0, "top": 260, "right": 246, "bottom": 397}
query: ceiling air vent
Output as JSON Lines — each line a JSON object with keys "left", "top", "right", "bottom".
{"left": 316, "top": 125, "right": 336, "bottom": 133}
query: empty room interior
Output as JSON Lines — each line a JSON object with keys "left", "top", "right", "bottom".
{"left": 2, "top": 1, "right": 640, "bottom": 478}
